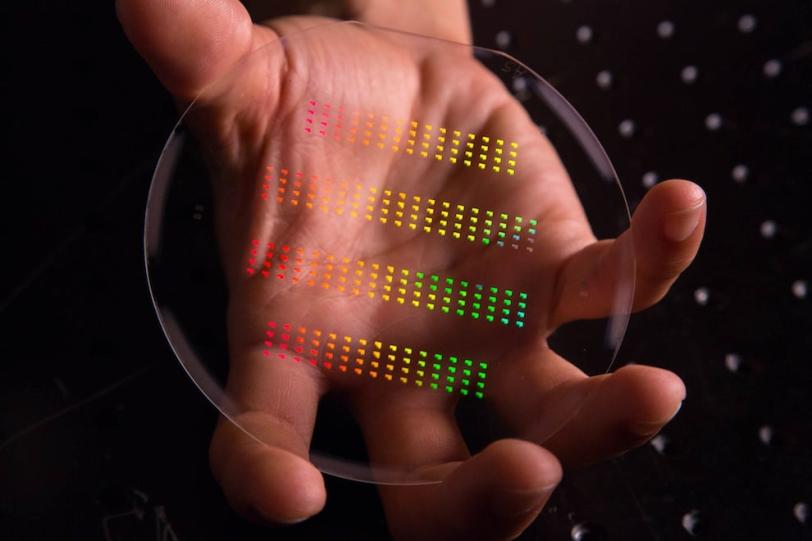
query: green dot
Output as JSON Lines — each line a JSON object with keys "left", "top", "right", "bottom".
{"left": 498, "top": 231, "right": 506, "bottom": 239}
{"left": 419, "top": 351, "right": 428, "bottom": 358}
{"left": 432, "top": 373, "right": 440, "bottom": 380}
{"left": 518, "top": 301, "right": 527, "bottom": 309}
{"left": 431, "top": 383, "right": 439, "bottom": 390}
{"left": 500, "top": 317, "right": 509, "bottom": 325}
{"left": 479, "top": 362, "right": 488, "bottom": 369}
{"left": 449, "top": 356, "right": 458, "bottom": 363}
{"left": 459, "top": 290, "right": 467, "bottom": 298}
{"left": 475, "top": 284, "right": 484, "bottom": 291}
{"left": 529, "top": 219, "right": 538, "bottom": 226}
{"left": 515, "top": 321, "right": 524, "bottom": 328}
{"left": 517, "top": 311, "right": 525, "bottom": 319}
{"left": 486, "top": 315, "right": 495, "bottom": 322}
{"left": 519, "top": 292, "right": 528, "bottom": 300}
{"left": 445, "top": 385, "right": 454, "bottom": 393}
{"left": 460, "top": 281, "right": 469, "bottom": 289}
{"left": 475, "top": 391, "right": 484, "bottom": 399}
{"left": 478, "top": 372, "right": 487, "bottom": 379}
{"left": 456, "top": 309, "right": 465, "bottom": 316}
{"left": 463, "top": 369, "right": 472, "bottom": 376}
{"left": 504, "top": 290, "right": 513, "bottom": 297}
{"left": 462, "top": 379, "right": 470, "bottom": 387}
{"left": 457, "top": 299, "right": 466, "bottom": 307}
{"left": 502, "top": 308, "right": 510, "bottom": 316}
{"left": 430, "top": 284, "right": 438, "bottom": 291}
{"left": 515, "top": 217, "right": 523, "bottom": 224}
{"left": 482, "top": 238, "right": 490, "bottom": 245}
{"left": 490, "top": 287, "right": 498, "bottom": 294}
{"left": 416, "top": 271, "right": 425, "bottom": 279}
{"left": 446, "top": 277, "right": 454, "bottom": 286}
{"left": 477, "top": 382, "right": 485, "bottom": 389}
{"left": 431, "top": 275, "right": 440, "bottom": 282}
{"left": 449, "top": 366, "right": 457, "bottom": 374}
{"left": 434, "top": 353, "right": 443, "bottom": 361}
{"left": 487, "top": 306, "right": 496, "bottom": 313}
{"left": 460, "top": 388, "right": 469, "bottom": 396}
{"left": 500, "top": 213, "right": 508, "bottom": 220}
{"left": 444, "top": 287, "right": 452, "bottom": 295}
{"left": 473, "top": 302, "right": 481, "bottom": 309}
{"left": 465, "top": 359, "right": 473, "bottom": 367}
{"left": 471, "top": 312, "right": 480, "bottom": 319}
{"left": 441, "top": 306, "right": 450, "bottom": 313}
{"left": 415, "top": 281, "right": 423, "bottom": 288}
{"left": 504, "top": 299, "right": 512, "bottom": 306}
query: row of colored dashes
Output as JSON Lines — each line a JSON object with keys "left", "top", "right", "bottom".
{"left": 261, "top": 166, "right": 537, "bottom": 251}
{"left": 246, "top": 242, "right": 529, "bottom": 327}
{"left": 304, "top": 99, "right": 519, "bottom": 175}
{"left": 263, "top": 321, "right": 489, "bottom": 398}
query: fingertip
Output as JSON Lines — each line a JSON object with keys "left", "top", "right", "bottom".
{"left": 610, "top": 365, "right": 686, "bottom": 436}
{"left": 631, "top": 179, "right": 706, "bottom": 309}
{"left": 248, "top": 448, "right": 327, "bottom": 524}
{"left": 443, "top": 440, "right": 560, "bottom": 538}
{"left": 221, "top": 444, "right": 326, "bottom": 524}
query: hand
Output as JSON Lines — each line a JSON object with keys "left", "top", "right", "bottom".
{"left": 120, "top": 1, "right": 706, "bottom": 539}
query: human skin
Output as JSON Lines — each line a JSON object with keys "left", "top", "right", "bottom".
{"left": 119, "top": 1, "right": 707, "bottom": 539}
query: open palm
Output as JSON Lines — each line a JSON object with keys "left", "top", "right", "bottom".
{"left": 122, "top": 2, "right": 706, "bottom": 539}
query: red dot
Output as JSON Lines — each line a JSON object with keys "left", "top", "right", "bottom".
{"left": 323, "top": 362, "right": 332, "bottom": 369}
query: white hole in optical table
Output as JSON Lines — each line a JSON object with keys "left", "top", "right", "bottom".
{"left": 731, "top": 164, "right": 749, "bottom": 183}
{"left": 681, "top": 65, "right": 698, "bottom": 84}
{"left": 738, "top": 14, "right": 757, "bottom": 33}
{"left": 657, "top": 20, "right": 675, "bottom": 39}
{"left": 705, "top": 113, "right": 722, "bottom": 131}
{"left": 758, "top": 425, "right": 773, "bottom": 445}
{"left": 576, "top": 25, "right": 593, "bottom": 44}
{"left": 791, "top": 280, "right": 808, "bottom": 299}
{"left": 650, "top": 434, "right": 669, "bottom": 454}
{"left": 495, "top": 30, "right": 511, "bottom": 49}
{"left": 760, "top": 220, "right": 777, "bottom": 239}
{"left": 682, "top": 510, "right": 701, "bottom": 536}
{"left": 596, "top": 70, "right": 612, "bottom": 89}
{"left": 618, "top": 119, "right": 636, "bottom": 138}
{"left": 763, "top": 59, "right": 782, "bottom": 78}
{"left": 794, "top": 502, "right": 810, "bottom": 525}
{"left": 790, "top": 107, "right": 809, "bottom": 126}
{"left": 725, "top": 353, "right": 742, "bottom": 373}
{"left": 694, "top": 287, "right": 709, "bottom": 305}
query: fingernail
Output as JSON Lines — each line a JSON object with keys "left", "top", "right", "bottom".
{"left": 491, "top": 486, "right": 556, "bottom": 518}
{"left": 663, "top": 194, "right": 705, "bottom": 242}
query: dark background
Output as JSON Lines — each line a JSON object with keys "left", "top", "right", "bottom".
{"left": 1, "top": 0, "right": 810, "bottom": 539}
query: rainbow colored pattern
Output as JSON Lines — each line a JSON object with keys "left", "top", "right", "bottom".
{"left": 263, "top": 321, "right": 489, "bottom": 398}
{"left": 304, "top": 99, "right": 519, "bottom": 175}
{"left": 246, "top": 241, "right": 529, "bottom": 327}
{"left": 261, "top": 167, "right": 537, "bottom": 251}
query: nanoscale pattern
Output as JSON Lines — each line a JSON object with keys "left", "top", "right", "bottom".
{"left": 261, "top": 166, "right": 537, "bottom": 251}
{"left": 264, "top": 321, "right": 489, "bottom": 398}
{"left": 246, "top": 241, "right": 529, "bottom": 327}
{"left": 304, "top": 99, "right": 519, "bottom": 175}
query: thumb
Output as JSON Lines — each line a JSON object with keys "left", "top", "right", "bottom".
{"left": 116, "top": 0, "right": 260, "bottom": 100}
